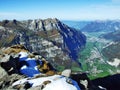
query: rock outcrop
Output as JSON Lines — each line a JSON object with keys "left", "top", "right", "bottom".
{"left": 0, "top": 45, "right": 87, "bottom": 90}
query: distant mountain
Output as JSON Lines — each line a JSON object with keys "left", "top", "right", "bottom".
{"left": 101, "top": 30, "right": 120, "bottom": 41}
{"left": 81, "top": 20, "right": 120, "bottom": 32}
{"left": 62, "top": 21, "right": 90, "bottom": 30}
{"left": 0, "top": 18, "right": 86, "bottom": 67}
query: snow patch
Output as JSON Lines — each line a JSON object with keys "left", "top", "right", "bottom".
{"left": 107, "top": 58, "right": 120, "bottom": 67}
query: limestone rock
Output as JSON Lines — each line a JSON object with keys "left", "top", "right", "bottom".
{"left": 61, "top": 69, "right": 71, "bottom": 77}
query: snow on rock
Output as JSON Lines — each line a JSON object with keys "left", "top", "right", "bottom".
{"left": 12, "top": 75, "right": 80, "bottom": 90}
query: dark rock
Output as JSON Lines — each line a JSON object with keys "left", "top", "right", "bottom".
{"left": 1, "top": 56, "right": 20, "bottom": 75}
{"left": 92, "top": 74, "right": 120, "bottom": 90}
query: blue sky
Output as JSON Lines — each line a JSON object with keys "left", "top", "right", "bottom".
{"left": 0, "top": 0, "right": 120, "bottom": 20}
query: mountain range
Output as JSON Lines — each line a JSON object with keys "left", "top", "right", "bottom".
{"left": 63, "top": 21, "right": 90, "bottom": 30}
{"left": 80, "top": 20, "right": 120, "bottom": 32}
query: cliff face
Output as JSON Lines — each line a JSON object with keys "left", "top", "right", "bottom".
{"left": 0, "top": 18, "right": 86, "bottom": 67}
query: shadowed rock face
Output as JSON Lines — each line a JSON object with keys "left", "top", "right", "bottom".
{"left": 0, "top": 18, "right": 86, "bottom": 67}
{"left": 70, "top": 73, "right": 120, "bottom": 90}
{"left": 57, "top": 20, "right": 86, "bottom": 59}
{"left": 91, "top": 74, "right": 120, "bottom": 90}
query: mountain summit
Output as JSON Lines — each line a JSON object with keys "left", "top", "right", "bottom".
{"left": 0, "top": 18, "right": 86, "bottom": 67}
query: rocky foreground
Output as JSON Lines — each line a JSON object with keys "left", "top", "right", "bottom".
{"left": 0, "top": 44, "right": 120, "bottom": 90}
{"left": 0, "top": 44, "right": 92, "bottom": 90}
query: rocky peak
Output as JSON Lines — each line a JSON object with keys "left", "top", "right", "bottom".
{"left": 0, "top": 19, "right": 19, "bottom": 27}
{"left": 24, "top": 18, "right": 61, "bottom": 31}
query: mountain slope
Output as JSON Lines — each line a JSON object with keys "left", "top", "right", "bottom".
{"left": 101, "top": 30, "right": 120, "bottom": 41}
